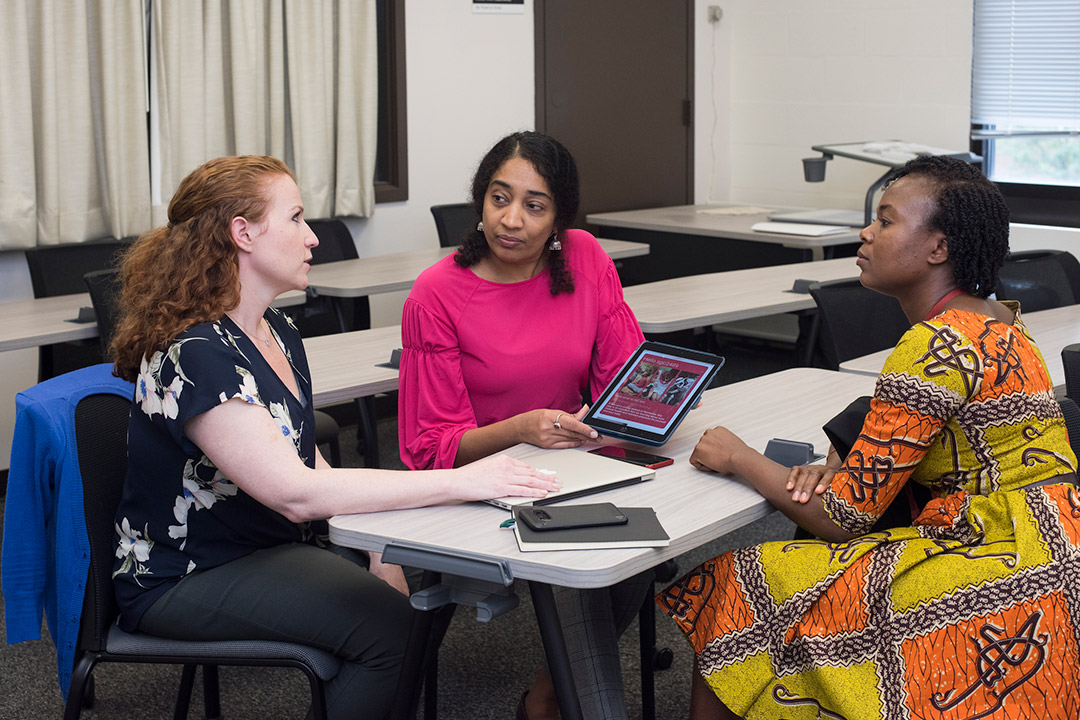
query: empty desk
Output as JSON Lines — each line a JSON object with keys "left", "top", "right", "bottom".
{"left": 588, "top": 203, "right": 861, "bottom": 284}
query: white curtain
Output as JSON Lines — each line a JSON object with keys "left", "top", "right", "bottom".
{"left": 0, "top": 1, "right": 37, "bottom": 249}
{"left": 0, "top": 0, "right": 149, "bottom": 249}
{"left": 153, "top": 0, "right": 377, "bottom": 221}
{"left": 285, "top": 1, "right": 378, "bottom": 218}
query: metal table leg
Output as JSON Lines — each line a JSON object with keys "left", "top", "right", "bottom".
{"left": 528, "top": 583, "right": 583, "bottom": 720}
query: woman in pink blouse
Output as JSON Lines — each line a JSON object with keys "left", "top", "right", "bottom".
{"left": 399, "top": 132, "right": 648, "bottom": 720}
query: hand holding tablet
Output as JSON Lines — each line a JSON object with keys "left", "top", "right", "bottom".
{"left": 582, "top": 341, "right": 725, "bottom": 446}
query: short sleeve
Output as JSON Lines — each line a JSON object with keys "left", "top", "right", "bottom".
{"left": 398, "top": 297, "right": 477, "bottom": 470}
{"left": 589, "top": 255, "right": 645, "bottom": 402}
{"left": 822, "top": 321, "right": 977, "bottom": 535}
{"left": 133, "top": 325, "right": 266, "bottom": 455}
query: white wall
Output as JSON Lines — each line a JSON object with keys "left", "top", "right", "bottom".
{"left": 693, "top": 0, "right": 974, "bottom": 211}
{"left": 347, "top": 1, "right": 536, "bottom": 327}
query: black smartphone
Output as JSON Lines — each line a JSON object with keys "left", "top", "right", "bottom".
{"left": 588, "top": 446, "right": 675, "bottom": 469}
{"left": 516, "top": 503, "right": 629, "bottom": 532}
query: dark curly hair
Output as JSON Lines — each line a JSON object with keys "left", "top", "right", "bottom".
{"left": 884, "top": 155, "right": 1010, "bottom": 298}
{"left": 454, "top": 131, "right": 579, "bottom": 295}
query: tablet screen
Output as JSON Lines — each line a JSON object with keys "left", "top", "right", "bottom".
{"left": 584, "top": 342, "right": 724, "bottom": 445}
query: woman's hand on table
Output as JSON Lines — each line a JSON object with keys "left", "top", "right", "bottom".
{"left": 367, "top": 551, "right": 410, "bottom": 596}
{"left": 689, "top": 426, "right": 751, "bottom": 475}
{"left": 456, "top": 453, "right": 562, "bottom": 500}
{"left": 517, "top": 406, "right": 598, "bottom": 449}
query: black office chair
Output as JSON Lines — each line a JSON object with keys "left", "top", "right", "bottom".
{"left": 293, "top": 219, "right": 372, "bottom": 336}
{"left": 66, "top": 390, "right": 341, "bottom": 720}
{"left": 430, "top": 203, "right": 479, "bottom": 248}
{"left": 801, "top": 278, "right": 911, "bottom": 370}
{"left": 83, "top": 269, "right": 122, "bottom": 355}
{"left": 25, "top": 239, "right": 132, "bottom": 380}
{"left": 995, "top": 249, "right": 1080, "bottom": 312}
{"left": 1060, "top": 396, "right": 1080, "bottom": 460}
{"left": 285, "top": 218, "right": 376, "bottom": 467}
{"left": 1063, "top": 343, "right": 1080, "bottom": 401}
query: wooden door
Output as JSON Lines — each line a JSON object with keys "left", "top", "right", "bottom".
{"left": 535, "top": 0, "right": 693, "bottom": 230}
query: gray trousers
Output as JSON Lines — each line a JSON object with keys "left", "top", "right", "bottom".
{"left": 139, "top": 543, "right": 412, "bottom": 720}
{"left": 552, "top": 570, "right": 655, "bottom": 720}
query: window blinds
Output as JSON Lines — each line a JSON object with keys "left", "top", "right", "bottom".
{"left": 971, "top": 0, "right": 1080, "bottom": 135}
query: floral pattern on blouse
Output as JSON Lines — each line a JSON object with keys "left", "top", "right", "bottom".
{"left": 112, "top": 309, "right": 321, "bottom": 632}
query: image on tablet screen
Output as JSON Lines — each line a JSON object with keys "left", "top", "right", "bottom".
{"left": 591, "top": 350, "right": 711, "bottom": 435}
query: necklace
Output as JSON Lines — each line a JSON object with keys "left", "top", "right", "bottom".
{"left": 228, "top": 314, "right": 272, "bottom": 348}
{"left": 924, "top": 288, "right": 966, "bottom": 321}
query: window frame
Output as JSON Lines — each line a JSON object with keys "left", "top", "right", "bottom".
{"left": 374, "top": 0, "right": 408, "bottom": 204}
{"left": 970, "top": 131, "right": 1080, "bottom": 228}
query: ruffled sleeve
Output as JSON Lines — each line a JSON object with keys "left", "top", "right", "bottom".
{"left": 822, "top": 320, "right": 976, "bottom": 535}
{"left": 398, "top": 297, "right": 477, "bottom": 470}
{"left": 589, "top": 254, "right": 645, "bottom": 403}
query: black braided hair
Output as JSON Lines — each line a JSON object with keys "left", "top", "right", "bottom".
{"left": 885, "top": 155, "right": 1010, "bottom": 298}
{"left": 455, "top": 131, "right": 579, "bottom": 295}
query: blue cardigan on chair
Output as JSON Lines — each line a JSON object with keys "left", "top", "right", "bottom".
{"left": 2, "top": 364, "right": 133, "bottom": 697}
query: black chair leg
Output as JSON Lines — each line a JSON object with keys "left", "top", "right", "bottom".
{"left": 356, "top": 397, "right": 380, "bottom": 468}
{"left": 64, "top": 654, "right": 98, "bottom": 720}
{"left": 327, "top": 436, "right": 342, "bottom": 468}
{"left": 203, "top": 664, "right": 222, "bottom": 720}
{"left": 172, "top": 664, "right": 198, "bottom": 720}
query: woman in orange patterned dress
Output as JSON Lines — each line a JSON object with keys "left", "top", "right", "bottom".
{"left": 659, "top": 155, "right": 1079, "bottom": 720}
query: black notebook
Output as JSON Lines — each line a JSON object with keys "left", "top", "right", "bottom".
{"left": 512, "top": 506, "right": 669, "bottom": 552}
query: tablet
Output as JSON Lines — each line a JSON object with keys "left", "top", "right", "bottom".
{"left": 583, "top": 342, "right": 725, "bottom": 446}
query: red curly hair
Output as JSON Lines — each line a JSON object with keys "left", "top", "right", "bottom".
{"left": 111, "top": 155, "right": 295, "bottom": 381}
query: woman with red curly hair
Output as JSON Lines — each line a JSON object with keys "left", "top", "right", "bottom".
{"left": 109, "top": 155, "right": 558, "bottom": 720}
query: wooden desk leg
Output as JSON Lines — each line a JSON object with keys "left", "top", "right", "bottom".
{"left": 528, "top": 583, "right": 584, "bottom": 720}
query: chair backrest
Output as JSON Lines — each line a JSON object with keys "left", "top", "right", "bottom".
{"left": 1063, "top": 343, "right": 1080, "bottom": 401}
{"left": 430, "top": 203, "right": 479, "bottom": 248}
{"left": 805, "top": 278, "right": 911, "bottom": 370}
{"left": 83, "top": 269, "right": 122, "bottom": 356}
{"left": 26, "top": 239, "right": 133, "bottom": 379}
{"left": 1059, "top": 397, "right": 1080, "bottom": 460}
{"left": 995, "top": 249, "right": 1080, "bottom": 312}
{"left": 288, "top": 219, "right": 370, "bottom": 336}
{"left": 308, "top": 219, "right": 359, "bottom": 264}
{"left": 25, "top": 239, "right": 132, "bottom": 298}
{"left": 74, "top": 393, "right": 132, "bottom": 653}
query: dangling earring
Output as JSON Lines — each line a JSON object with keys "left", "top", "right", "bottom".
{"left": 548, "top": 231, "right": 562, "bottom": 251}
{"left": 476, "top": 221, "right": 484, "bottom": 233}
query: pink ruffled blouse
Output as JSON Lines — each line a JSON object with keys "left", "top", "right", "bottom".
{"left": 398, "top": 229, "right": 645, "bottom": 469}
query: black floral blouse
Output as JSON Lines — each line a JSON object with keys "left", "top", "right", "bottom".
{"left": 112, "top": 309, "right": 323, "bottom": 631}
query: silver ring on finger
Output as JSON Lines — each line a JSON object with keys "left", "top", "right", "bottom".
{"left": 553, "top": 412, "right": 564, "bottom": 430}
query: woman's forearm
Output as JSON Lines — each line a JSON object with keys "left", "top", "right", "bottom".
{"left": 730, "top": 447, "right": 854, "bottom": 543}
{"left": 454, "top": 418, "right": 522, "bottom": 467}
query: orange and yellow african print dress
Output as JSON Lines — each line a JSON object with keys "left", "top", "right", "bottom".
{"left": 659, "top": 307, "right": 1079, "bottom": 720}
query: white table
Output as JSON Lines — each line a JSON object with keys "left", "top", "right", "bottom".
{"left": 588, "top": 203, "right": 862, "bottom": 285}
{"left": 0, "top": 291, "right": 305, "bottom": 353}
{"left": 623, "top": 256, "right": 860, "bottom": 334}
{"left": 329, "top": 368, "right": 876, "bottom": 718}
{"left": 305, "top": 325, "right": 401, "bottom": 406}
{"left": 839, "top": 304, "right": 1080, "bottom": 387}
